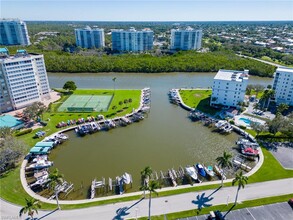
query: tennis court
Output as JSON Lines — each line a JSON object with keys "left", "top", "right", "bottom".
{"left": 58, "top": 95, "right": 113, "bottom": 112}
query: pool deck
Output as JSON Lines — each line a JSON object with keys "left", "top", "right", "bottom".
{"left": 234, "top": 115, "right": 266, "bottom": 129}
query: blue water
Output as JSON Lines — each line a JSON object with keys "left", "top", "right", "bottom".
{"left": 239, "top": 117, "right": 251, "bottom": 125}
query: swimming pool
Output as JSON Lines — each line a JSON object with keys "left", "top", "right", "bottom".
{"left": 239, "top": 117, "right": 252, "bottom": 125}
{"left": 0, "top": 115, "right": 24, "bottom": 129}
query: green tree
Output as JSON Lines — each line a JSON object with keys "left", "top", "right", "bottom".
{"left": 19, "top": 198, "right": 41, "bottom": 219}
{"left": 250, "top": 122, "right": 266, "bottom": 137}
{"left": 268, "top": 115, "right": 283, "bottom": 136}
{"left": 48, "top": 168, "right": 64, "bottom": 210}
{"left": 216, "top": 151, "right": 232, "bottom": 186}
{"left": 260, "top": 89, "right": 275, "bottom": 109}
{"left": 0, "top": 136, "right": 27, "bottom": 172}
{"left": 23, "top": 101, "right": 47, "bottom": 120}
{"left": 232, "top": 171, "right": 248, "bottom": 205}
{"left": 140, "top": 166, "right": 153, "bottom": 197}
{"left": 277, "top": 103, "right": 289, "bottom": 115}
{"left": 0, "top": 126, "right": 12, "bottom": 138}
{"left": 63, "top": 81, "right": 77, "bottom": 91}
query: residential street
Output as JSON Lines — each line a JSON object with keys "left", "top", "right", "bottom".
{"left": 1, "top": 178, "right": 292, "bottom": 220}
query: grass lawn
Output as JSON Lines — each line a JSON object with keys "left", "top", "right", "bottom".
{"left": 179, "top": 89, "right": 219, "bottom": 115}
{"left": 248, "top": 89, "right": 264, "bottom": 99}
{"left": 140, "top": 193, "right": 293, "bottom": 220}
{"left": 248, "top": 147, "right": 293, "bottom": 183}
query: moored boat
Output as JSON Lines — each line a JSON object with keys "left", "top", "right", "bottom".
{"left": 185, "top": 166, "right": 198, "bottom": 181}
{"left": 203, "top": 164, "right": 215, "bottom": 177}
{"left": 195, "top": 163, "right": 206, "bottom": 177}
{"left": 213, "top": 165, "right": 226, "bottom": 180}
{"left": 122, "top": 172, "right": 132, "bottom": 184}
{"left": 26, "top": 160, "right": 53, "bottom": 170}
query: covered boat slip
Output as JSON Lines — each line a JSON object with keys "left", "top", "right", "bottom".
{"left": 29, "top": 146, "right": 51, "bottom": 155}
{"left": 28, "top": 141, "right": 54, "bottom": 155}
{"left": 34, "top": 141, "right": 55, "bottom": 149}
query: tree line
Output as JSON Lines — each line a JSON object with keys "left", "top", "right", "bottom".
{"left": 43, "top": 51, "right": 275, "bottom": 77}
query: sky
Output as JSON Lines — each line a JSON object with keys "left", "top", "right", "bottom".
{"left": 1, "top": 0, "right": 293, "bottom": 21}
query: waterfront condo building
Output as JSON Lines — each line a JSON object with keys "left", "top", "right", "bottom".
{"left": 111, "top": 28, "right": 153, "bottom": 52}
{"left": 75, "top": 26, "right": 105, "bottom": 49}
{"left": 210, "top": 69, "right": 249, "bottom": 108}
{"left": 272, "top": 67, "right": 293, "bottom": 106}
{"left": 0, "top": 19, "right": 30, "bottom": 46}
{"left": 0, "top": 48, "right": 51, "bottom": 113}
{"left": 170, "top": 27, "right": 202, "bottom": 50}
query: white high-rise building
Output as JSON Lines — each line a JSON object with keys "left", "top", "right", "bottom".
{"left": 0, "top": 48, "right": 50, "bottom": 113}
{"left": 75, "top": 26, "right": 105, "bottom": 49}
{"left": 210, "top": 69, "right": 249, "bottom": 108}
{"left": 272, "top": 67, "right": 293, "bottom": 106}
{"left": 170, "top": 27, "right": 202, "bottom": 50}
{"left": 0, "top": 19, "right": 30, "bottom": 46}
{"left": 111, "top": 28, "right": 153, "bottom": 52}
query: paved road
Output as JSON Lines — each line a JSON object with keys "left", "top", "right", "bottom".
{"left": 237, "top": 54, "right": 283, "bottom": 68}
{"left": 1, "top": 178, "right": 293, "bottom": 220}
{"left": 179, "top": 202, "right": 293, "bottom": 220}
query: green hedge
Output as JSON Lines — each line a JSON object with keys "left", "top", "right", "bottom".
{"left": 15, "top": 128, "right": 33, "bottom": 136}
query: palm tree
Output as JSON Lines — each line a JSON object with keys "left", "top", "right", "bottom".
{"left": 144, "top": 180, "right": 160, "bottom": 220}
{"left": 140, "top": 166, "right": 153, "bottom": 197}
{"left": 48, "top": 168, "right": 64, "bottom": 210}
{"left": 260, "top": 89, "right": 275, "bottom": 109}
{"left": 19, "top": 198, "right": 41, "bottom": 219}
{"left": 216, "top": 151, "right": 232, "bottom": 186}
{"left": 232, "top": 171, "right": 248, "bottom": 205}
{"left": 277, "top": 103, "right": 289, "bottom": 115}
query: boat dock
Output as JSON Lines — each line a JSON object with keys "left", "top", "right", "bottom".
{"left": 90, "top": 173, "right": 133, "bottom": 199}
{"left": 49, "top": 181, "right": 74, "bottom": 200}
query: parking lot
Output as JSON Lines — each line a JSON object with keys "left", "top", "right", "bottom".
{"left": 179, "top": 202, "right": 293, "bottom": 220}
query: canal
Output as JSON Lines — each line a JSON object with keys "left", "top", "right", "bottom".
{"left": 48, "top": 72, "right": 272, "bottom": 199}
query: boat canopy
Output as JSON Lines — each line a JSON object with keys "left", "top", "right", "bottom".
{"left": 34, "top": 142, "right": 54, "bottom": 149}
{"left": 30, "top": 146, "right": 50, "bottom": 154}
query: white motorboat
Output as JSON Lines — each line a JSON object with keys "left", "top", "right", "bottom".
{"left": 215, "top": 120, "right": 227, "bottom": 128}
{"left": 26, "top": 160, "right": 53, "bottom": 170}
{"left": 185, "top": 166, "right": 198, "bottom": 181}
{"left": 90, "top": 122, "right": 100, "bottom": 131}
{"left": 56, "top": 133, "right": 69, "bottom": 140}
{"left": 30, "top": 174, "right": 49, "bottom": 187}
{"left": 122, "top": 172, "right": 132, "bottom": 184}
{"left": 34, "top": 170, "right": 49, "bottom": 179}
{"left": 32, "top": 155, "right": 48, "bottom": 163}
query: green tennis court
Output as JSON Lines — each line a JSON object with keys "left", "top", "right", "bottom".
{"left": 58, "top": 95, "right": 113, "bottom": 112}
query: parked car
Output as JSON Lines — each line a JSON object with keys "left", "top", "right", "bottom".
{"left": 288, "top": 198, "right": 293, "bottom": 208}
{"left": 207, "top": 210, "right": 224, "bottom": 220}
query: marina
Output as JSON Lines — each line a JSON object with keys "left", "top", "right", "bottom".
{"left": 45, "top": 72, "right": 270, "bottom": 199}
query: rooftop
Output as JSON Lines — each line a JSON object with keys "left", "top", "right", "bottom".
{"left": 214, "top": 69, "right": 249, "bottom": 82}
{"left": 276, "top": 66, "right": 293, "bottom": 74}
{"left": 0, "top": 48, "right": 41, "bottom": 61}
{"left": 0, "top": 115, "right": 24, "bottom": 128}
{"left": 171, "top": 27, "right": 202, "bottom": 32}
{"left": 111, "top": 28, "right": 153, "bottom": 33}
